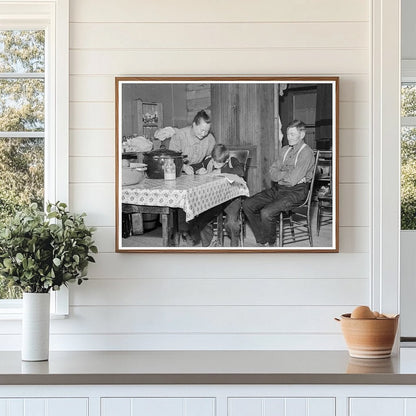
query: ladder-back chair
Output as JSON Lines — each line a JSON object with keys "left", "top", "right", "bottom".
{"left": 277, "top": 150, "right": 320, "bottom": 247}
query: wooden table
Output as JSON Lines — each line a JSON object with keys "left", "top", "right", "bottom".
{"left": 122, "top": 204, "right": 177, "bottom": 247}
{"left": 121, "top": 174, "right": 249, "bottom": 247}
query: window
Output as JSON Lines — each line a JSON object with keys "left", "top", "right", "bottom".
{"left": 401, "top": 65, "right": 416, "bottom": 230}
{"left": 0, "top": 30, "right": 45, "bottom": 300}
{"left": 0, "top": 0, "right": 68, "bottom": 314}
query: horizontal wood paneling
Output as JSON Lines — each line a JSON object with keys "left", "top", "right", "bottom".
{"left": 70, "top": 75, "right": 114, "bottom": 102}
{"left": 69, "top": 75, "right": 368, "bottom": 103}
{"left": 69, "top": 49, "right": 368, "bottom": 76}
{"left": 339, "top": 129, "right": 369, "bottom": 157}
{"left": 0, "top": 306, "right": 357, "bottom": 336}
{"left": 339, "top": 76, "right": 369, "bottom": 102}
{"left": 71, "top": 278, "right": 368, "bottom": 306}
{"left": 69, "top": 183, "right": 114, "bottom": 227}
{"left": 85, "top": 252, "right": 369, "bottom": 279}
{"left": 48, "top": 305, "right": 360, "bottom": 334}
{"left": 70, "top": 103, "right": 114, "bottom": 129}
{"left": 339, "top": 156, "right": 369, "bottom": 183}
{"left": 339, "top": 183, "right": 369, "bottom": 227}
{"left": 54, "top": 0, "right": 373, "bottom": 351}
{"left": 0, "top": 333, "right": 348, "bottom": 351}
{"left": 70, "top": 22, "right": 368, "bottom": 50}
{"left": 339, "top": 102, "right": 369, "bottom": 129}
{"left": 69, "top": 0, "right": 369, "bottom": 23}
{"left": 70, "top": 129, "right": 115, "bottom": 157}
{"left": 339, "top": 227, "right": 369, "bottom": 252}
{"left": 89, "top": 227, "right": 115, "bottom": 253}
{"left": 70, "top": 157, "right": 114, "bottom": 183}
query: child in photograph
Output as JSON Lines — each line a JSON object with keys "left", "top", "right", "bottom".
{"left": 193, "top": 144, "right": 245, "bottom": 247}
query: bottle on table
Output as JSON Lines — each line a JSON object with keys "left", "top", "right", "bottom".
{"left": 163, "top": 158, "right": 176, "bottom": 180}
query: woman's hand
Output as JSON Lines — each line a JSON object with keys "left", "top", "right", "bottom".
{"left": 182, "top": 164, "right": 194, "bottom": 175}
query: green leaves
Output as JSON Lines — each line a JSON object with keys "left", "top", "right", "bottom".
{"left": 3, "top": 258, "right": 12, "bottom": 269}
{"left": 401, "top": 127, "right": 416, "bottom": 230}
{"left": 0, "top": 202, "right": 96, "bottom": 294}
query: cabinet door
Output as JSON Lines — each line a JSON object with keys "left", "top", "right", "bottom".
{"left": 350, "top": 398, "right": 416, "bottom": 416}
{"left": 228, "top": 397, "right": 335, "bottom": 416}
{"left": 0, "top": 398, "right": 88, "bottom": 416}
{"left": 101, "top": 397, "right": 215, "bottom": 416}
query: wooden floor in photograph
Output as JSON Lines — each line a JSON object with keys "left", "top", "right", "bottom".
{"left": 122, "top": 203, "right": 333, "bottom": 248}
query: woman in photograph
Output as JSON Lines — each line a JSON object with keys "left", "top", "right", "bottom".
{"left": 168, "top": 110, "right": 216, "bottom": 245}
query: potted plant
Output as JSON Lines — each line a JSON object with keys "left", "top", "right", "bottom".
{"left": 0, "top": 202, "right": 97, "bottom": 361}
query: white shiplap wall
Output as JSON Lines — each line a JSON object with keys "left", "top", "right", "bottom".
{"left": 56, "top": 0, "right": 371, "bottom": 350}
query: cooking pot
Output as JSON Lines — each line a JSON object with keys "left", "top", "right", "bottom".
{"left": 143, "top": 149, "right": 185, "bottom": 179}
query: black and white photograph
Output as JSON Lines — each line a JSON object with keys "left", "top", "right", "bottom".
{"left": 116, "top": 77, "right": 338, "bottom": 252}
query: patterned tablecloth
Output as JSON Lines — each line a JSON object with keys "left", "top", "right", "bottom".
{"left": 122, "top": 174, "right": 250, "bottom": 221}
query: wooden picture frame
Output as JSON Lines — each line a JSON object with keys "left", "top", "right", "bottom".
{"left": 115, "top": 77, "right": 339, "bottom": 253}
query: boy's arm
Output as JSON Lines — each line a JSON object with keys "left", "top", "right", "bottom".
{"left": 191, "top": 156, "right": 211, "bottom": 171}
{"left": 221, "top": 157, "right": 245, "bottom": 177}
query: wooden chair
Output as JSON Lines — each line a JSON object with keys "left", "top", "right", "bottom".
{"left": 215, "top": 149, "right": 250, "bottom": 247}
{"left": 316, "top": 150, "right": 333, "bottom": 236}
{"left": 277, "top": 150, "right": 320, "bottom": 247}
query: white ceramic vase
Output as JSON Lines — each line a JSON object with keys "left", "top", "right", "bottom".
{"left": 22, "top": 292, "right": 50, "bottom": 361}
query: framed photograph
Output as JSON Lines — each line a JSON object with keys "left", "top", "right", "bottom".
{"left": 115, "top": 77, "right": 338, "bottom": 253}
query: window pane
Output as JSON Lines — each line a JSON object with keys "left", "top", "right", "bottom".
{"left": 0, "top": 30, "right": 45, "bottom": 301}
{"left": 0, "top": 30, "right": 45, "bottom": 73}
{"left": 0, "top": 137, "right": 44, "bottom": 300}
{"left": 401, "top": 83, "right": 416, "bottom": 117}
{"left": 0, "top": 78, "right": 44, "bottom": 131}
{"left": 401, "top": 126, "right": 416, "bottom": 230}
{"left": 0, "top": 137, "right": 44, "bottom": 216}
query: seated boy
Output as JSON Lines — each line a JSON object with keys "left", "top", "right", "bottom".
{"left": 193, "top": 144, "right": 245, "bottom": 247}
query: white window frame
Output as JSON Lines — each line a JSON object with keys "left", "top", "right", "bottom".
{"left": 371, "top": 0, "right": 401, "bottom": 321}
{"left": 0, "top": 0, "right": 69, "bottom": 317}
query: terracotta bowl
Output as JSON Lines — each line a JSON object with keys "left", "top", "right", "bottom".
{"left": 337, "top": 313, "right": 399, "bottom": 359}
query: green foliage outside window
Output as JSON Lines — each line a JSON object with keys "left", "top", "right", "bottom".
{"left": 401, "top": 83, "right": 416, "bottom": 230}
{"left": 401, "top": 127, "right": 416, "bottom": 230}
{"left": 402, "top": 84, "right": 416, "bottom": 117}
{"left": 0, "top": 30, "right": 45, "bottom": 299}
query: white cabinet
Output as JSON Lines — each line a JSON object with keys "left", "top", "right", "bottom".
{"left": 101, "top": 397, "right": 215, "bottom": 416}
{"left": 228, "top": 397, "right": 335, "bottom": 416}
{"left": 5, "top": 385, "right": 416, "bottom": 416}
{"left": 350, "top": 398, "right": 416, "bottom": 416}
{"left": 0, "top": 398, "right": 88, "bottom": 416}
